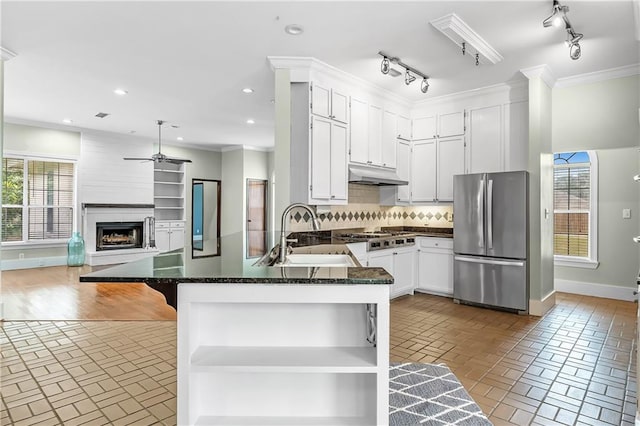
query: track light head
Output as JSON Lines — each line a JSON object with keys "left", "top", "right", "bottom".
{"left": 543, "top": 0, "right": 568, "bottom": 28}
{"left": 569, "top": 42, "right": 581, "bottom": 60}
{"left": 381, "top": 57, "right": 390, "bottom": 75}
{"left": 421, "top": 78, "right": 429, "bottom": 94}
{"left": 404, "top": 69, "right": 416, "bottom": 85}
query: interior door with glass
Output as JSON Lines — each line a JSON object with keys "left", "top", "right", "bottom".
{"left": 246, "top": 179, "right": 267, "bottom": 258}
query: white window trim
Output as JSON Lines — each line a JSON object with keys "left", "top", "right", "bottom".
{"left": 553, "top": 150, "right": 598, "bottom": 269}
{"left": 1, "top": 155, "right": 78, "bottom": 246}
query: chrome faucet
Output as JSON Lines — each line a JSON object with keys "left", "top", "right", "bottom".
{"left": 279, "top": 203, "right": 320, "bottom": 264}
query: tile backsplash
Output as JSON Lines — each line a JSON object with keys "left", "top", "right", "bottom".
{"left": 289, "top": 184, "right": 453, "bottom": 232}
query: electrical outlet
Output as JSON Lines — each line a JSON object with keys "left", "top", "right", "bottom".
{"left": 18, "top": 253, "right": 24, "bottom": 260}
{"left": 623, "top": 208, "right": 632, "bottom": 219}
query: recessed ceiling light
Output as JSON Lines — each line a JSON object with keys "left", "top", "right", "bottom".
{"left": 284, "top": 24, "right": 304, "bottom": 35}
{"left": 114, "top": 88, "right": 128, "bottom": 96}
{"left": 242, "top": 88, "right": 254, "bottom": 94}
{"left": 270, "top": 99, "right": 275, "bottom": 104}
{"left": 177, "top": 137, "right": 184, "bottom": 141}
{"left": 62, "top": 119, "right": 73, "bottom": 124}
{"left": 246, "top": 119, "right": 255, "bottom": 125}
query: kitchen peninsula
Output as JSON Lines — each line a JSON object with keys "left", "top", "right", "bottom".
{"left": 80, "top": 233, "right": 392, "bottom": 425}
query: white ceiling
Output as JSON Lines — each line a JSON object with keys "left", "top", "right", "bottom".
{"left": 2, "top": 1, "right": 638, "bottom": 150}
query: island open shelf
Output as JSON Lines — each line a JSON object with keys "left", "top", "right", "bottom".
{"left": 178, "top": 283, "right": 389, "bottom": 426}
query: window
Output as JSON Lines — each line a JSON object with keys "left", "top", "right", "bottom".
{"left": 553, "top": 150, "right": 598, "bottom": 268}
{"left": 2, "top": 157, "right": 75, "bottom": 244}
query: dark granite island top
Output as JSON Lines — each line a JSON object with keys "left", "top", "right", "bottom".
{"left": 80, "top": 232, "right": 393, "bottom": 310}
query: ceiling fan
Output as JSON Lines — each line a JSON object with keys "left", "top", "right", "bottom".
{"left": 123, "top": 120, "right": 192, "bottom": 164}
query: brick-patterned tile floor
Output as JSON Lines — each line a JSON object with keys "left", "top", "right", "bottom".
{"left": 390, "top": 292, "right": 637, "bottom": 425}
{"left": 0, "top": 292, "right": 636, "bottom": 425}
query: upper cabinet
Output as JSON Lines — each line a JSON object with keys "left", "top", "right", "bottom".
{"left": 397, "top": 115, "right": 411, "bottom": 141}
{"left": 311, "top": 82, "right": 349, "bottom": 124}
{"left": 290, "top": 82, "right": 348, "bottom": 206}
{"left": 413, "top": 111, "right": 465, "bottom": 140}
{"left": 468, "top": 105, "right": 503, "bottom": 174}
{"left": 349, "top": 96, "right": 402, "bottom": 169}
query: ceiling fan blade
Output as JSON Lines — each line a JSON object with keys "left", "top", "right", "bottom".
{"left": 123, "top": 157, "right": 153, "bottom": 161}
{"left": 163, "top": 157, "right": 193, "bottom": 164}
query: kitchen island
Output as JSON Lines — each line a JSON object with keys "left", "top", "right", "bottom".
{"left": 80, "top": 236, "right": 392, "bottom": 426}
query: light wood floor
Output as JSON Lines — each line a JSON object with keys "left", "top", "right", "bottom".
{"left": 1, "top": 266, "right": 637, "bottom": 425}
{"left": 1, "top": 266, "right": 176, "bottom": 320}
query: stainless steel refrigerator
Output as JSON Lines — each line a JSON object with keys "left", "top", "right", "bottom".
{"left": 453, "top": 171, "right": 529, "bottom": 313}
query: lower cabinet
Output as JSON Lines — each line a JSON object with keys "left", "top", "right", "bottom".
{"left": 155, "top": 221, "right": 185, "bottom": 252}
{"left": 177, "top": 283, "right": 390, "bottom": 425}
{"left": 416, "top": 237, "right": 453, "bottom": 296}
{"left": 368, "top": 247, "right": 415, "bottom": 299}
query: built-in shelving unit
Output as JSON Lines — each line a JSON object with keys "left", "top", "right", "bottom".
{"left": 178, "top": 284, "right": 389, "bottom": 426}
{"left": 153, "top": 163, "right": 185, "bottom": 221}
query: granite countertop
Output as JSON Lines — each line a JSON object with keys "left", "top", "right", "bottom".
{"left": 381, "top": 226, "right": 454, "bottom": 238}
{"left": 80, "top": 231, "right": 393, "bottom": 309}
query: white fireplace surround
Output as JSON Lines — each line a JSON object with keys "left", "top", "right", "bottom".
{"left": 82, "top": 204, "right": 159, "bottom": 266}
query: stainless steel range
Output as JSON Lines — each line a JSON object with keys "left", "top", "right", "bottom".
{"left": 337, "top": 231, "right": 416, "bottom": 251}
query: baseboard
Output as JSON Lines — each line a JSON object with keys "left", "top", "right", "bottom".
{"left": 529, "top": 290, "right": 556, "bottom": 317}
{"left": 555, "top": 279, "right": 636, "bottom": 302}
{"left": 1, "top": 256, "right": 67, "bottom": 271}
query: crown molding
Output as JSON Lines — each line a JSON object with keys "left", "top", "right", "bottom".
{"left": 267, "top": 56, "right": 413, "bottom": 108}
{"left": 520, "top": 64, "right": 557, "bottom": 88}
{"left": 412, "top": 78, "right": 528, "bottom": 109}
{"left": 0, "top": 46, "right": 17, "bottom": 61}
{"left": 555, "top": 64, "right": 640, "bottom": 88}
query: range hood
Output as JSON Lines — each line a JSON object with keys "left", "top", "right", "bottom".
{"left": 348, "top": 165, "right": 408, "bottom": 186}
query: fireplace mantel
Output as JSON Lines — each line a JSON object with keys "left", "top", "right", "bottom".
{"left": 82, "top": 203, "right": 155, "bottom": 209}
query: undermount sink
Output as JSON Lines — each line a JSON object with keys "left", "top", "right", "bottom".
{"left": 281, "top": 254, "right": 356, "bottom": 267}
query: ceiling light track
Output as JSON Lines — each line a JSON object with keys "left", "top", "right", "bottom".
{"left": 542, "top": 0, "right": 584, "bottom": 60}
{"left": 378, "top": 51, "right": 430, "bottom": 94}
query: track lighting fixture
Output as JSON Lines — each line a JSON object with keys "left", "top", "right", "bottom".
{"left": 542, "top": 0, "right": 583, "bottom": 60}
{"left": 378, "top": 51, "right": 430, "bottom": 95}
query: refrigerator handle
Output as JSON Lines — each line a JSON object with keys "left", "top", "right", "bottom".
{"left": 487, "top": 179, "right": 493, "bottom": 249}
{"left": 479, "top": 179, "right": 484, "bottom": 248}
{"left": 455, "top": 255, "right": 525, "bottom": 267}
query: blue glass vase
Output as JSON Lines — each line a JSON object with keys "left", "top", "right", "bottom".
{"left": 67, "top": 232, "right": 85, "bottom": 266}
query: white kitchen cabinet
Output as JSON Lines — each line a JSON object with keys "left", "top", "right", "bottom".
{"left": 397, "top": 115, "right": 411, "bottom": 141}
{"left": 349, "top": 97, "right": 396, "bottom": 169}
{"left": 368, "top": 104, "right": 383, "bottom": 166}
{"left": 411, "top": 137, "right": 464, "bottom": 203}
{"left": 382, "top": 110, "right": 398, "bottom": 169}
{"left": 416, "top": 237, "right": 453, "bottom": 296}
{"left": 177, "top": 283, "right": 390, "bottom": 425}
{"left": 437, "top": 136, "right": 465, "bottom": 202}
{"left": 290, "top": 82, "right": 348, "bottom": 205}
{"left": 468, "top": 105, "right": 503, "bottom": 174}
{"left": 413, "top": 111, "right": 465, "bottom": 140}
{"left": 368, "top": 247, "right": 415, "bottom": 299}
{"left": 411, "top": 140, "right": 437, "bottom": 202}
{"left": 349, "top": 96, "right": 369, "bottom": 165}
{"left": 396, "top": 141, "right": 411, "bottom": 203}
{"left": 311, "top": 82, "right": 349, "bottom": 124}
{"left": 156, "top": 220, "right": 185, "bottom": 252}
{"left": 311, "top": 116, "right": 348, "bottom": 203}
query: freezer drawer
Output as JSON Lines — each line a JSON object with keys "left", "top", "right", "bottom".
{"left": 453, "top": 255, "right": 528, "bottom": 312}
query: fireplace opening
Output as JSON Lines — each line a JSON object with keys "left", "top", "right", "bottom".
{"left": 96, "top": 222, "right": 144, "bottom": 251}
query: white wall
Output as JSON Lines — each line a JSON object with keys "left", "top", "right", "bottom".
{"left": 79, "top": 131, "right": 153, "bottom": 205}
{"left": 552, "top": 75, "right": 640, "bottom": 293}
{"left": 162, "top": 143, "right": 222, "bottom": 255}
{"left": 4, "top": 122, "right": 80, "bottom": 158}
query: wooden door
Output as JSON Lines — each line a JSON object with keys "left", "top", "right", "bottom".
{"left": 246, "top": 179, "right": 267, "bottom": 258}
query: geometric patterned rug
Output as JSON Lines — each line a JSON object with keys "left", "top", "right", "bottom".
{"left": 390, "top": 363, "right": 493, "bottom": 425}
